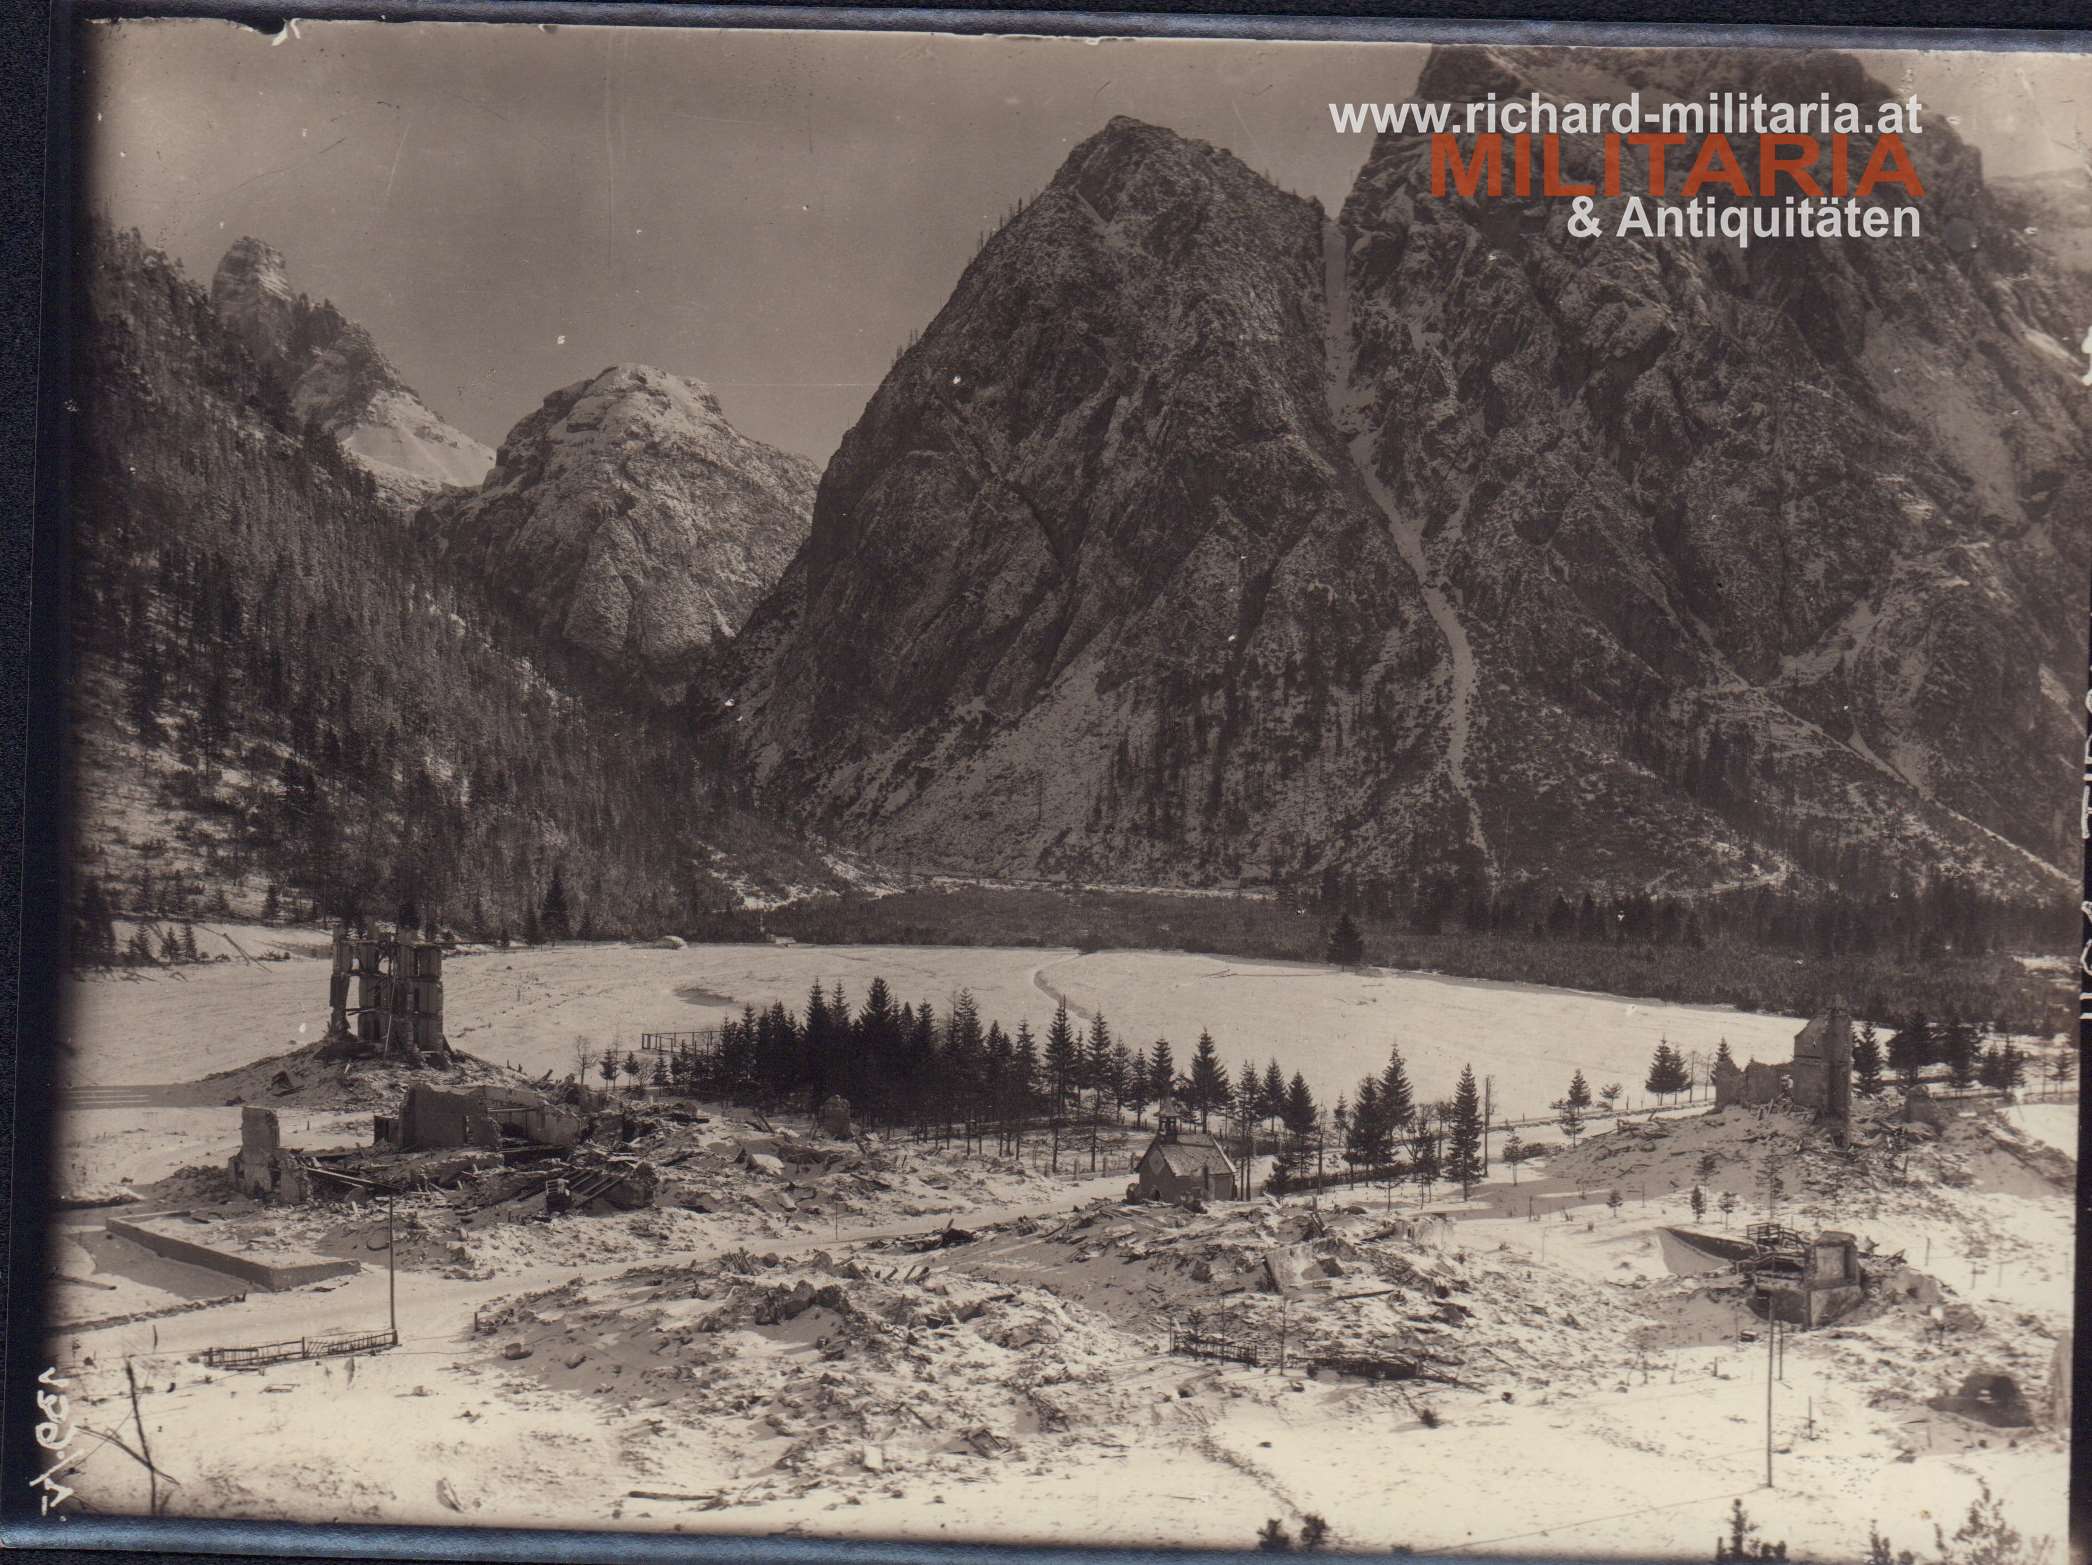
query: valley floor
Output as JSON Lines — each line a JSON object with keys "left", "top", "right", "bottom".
{"left": 39, "top": 934, "right": 2076, "bottom": 1557}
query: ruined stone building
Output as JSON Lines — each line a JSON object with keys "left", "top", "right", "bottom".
{"left": 1742, "top": 1225, "right": 1866, "bottom": 1328}
{"left": 1712, "top": 1006, "right": 1854, "bottom": 1142}
{"left": 1789, "top": 1008, "right": 1854, "bottom": 1129}
{"left": 378, "top": 1083, "right": 586, "bottom": 1152}
{"left": 229, "top": 1106, "right": 311, "bottom": 1202}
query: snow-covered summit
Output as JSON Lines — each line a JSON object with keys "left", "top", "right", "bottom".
{"left": 430, "top": 363, "right": 817, "bottom": 702}
{"left": 209, "top": 237, "right": 493, "bottom": 504}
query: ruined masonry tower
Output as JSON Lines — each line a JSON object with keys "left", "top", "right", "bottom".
{"left": 322, "top": 924, "right": 450, "bottom": 1064}
{"left": 1790, "top": 1005, "right": 1854, "bottom": 1135}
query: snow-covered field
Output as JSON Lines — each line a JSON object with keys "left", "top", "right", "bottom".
{"left": 1037, "top": 949, "right": 1804, "bottom": 1119}
{"left": 65, "top": 934, "right": 1806, "bottom": 1116}
{"left": 2003, "top": 1102, "right": 2079, "bottom": 1159}
{"left": 55, "top": 935, "right": 1810, "bottom": 1197}
{"left": 45, "top": 933, "right": 2076, "bottom": 1557}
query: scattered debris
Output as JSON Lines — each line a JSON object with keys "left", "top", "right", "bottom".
{"left": 1929, "top": 1370, "right": 2036, "bottom": 1429}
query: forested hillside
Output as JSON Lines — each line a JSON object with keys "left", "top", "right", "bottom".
{"left": 65, "top": 223, "right": 843, "bottom": 945}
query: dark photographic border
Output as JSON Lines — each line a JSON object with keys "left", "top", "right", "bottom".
{"left": 4, "top": 4, "right": 2088, "bottom": 1562}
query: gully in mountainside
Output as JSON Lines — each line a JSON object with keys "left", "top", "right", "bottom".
{"left": 1320, "top": 219, "right": 1495, "bottom": 884}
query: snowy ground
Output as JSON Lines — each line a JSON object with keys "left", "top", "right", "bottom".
{"left": 49, "top": 1131, "right": 2071, "bottom": 1556}
{"left": 2001, "top": 1102, "right": 2078, "bottom": 1159}
{"left": 43, "top": 935, "right": 2076, "bottom": 1555}
{"left": 63, "top": 932, "right": 1808, "bottom": 1117}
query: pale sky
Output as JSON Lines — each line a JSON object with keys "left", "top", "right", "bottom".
{"left": 81, "top": 21, "right": 2092, "bottom": 464}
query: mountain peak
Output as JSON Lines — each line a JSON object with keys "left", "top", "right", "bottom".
{"left": 574, "top": 362, "right": 726, "bottom": 416}
{"left": 206, "top": 236, "right": 492, "bottom": 503}
{"left": 433, "top": 359, "right": 816, "bottom": 701}
{"left": 214, "top": 235, "right": 292, "bottom": 292}
{"left": 1071, "top": 112, "right": 1263, "bottom": 190}
{"left": 209, "top": 237, "right": 297, "bottom": 365}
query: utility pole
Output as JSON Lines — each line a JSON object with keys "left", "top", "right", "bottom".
{"left": 387, "top": 1193, "right": 398, "bottom": 1338}
{"left": 1764, "top": 1310, "right": 1776, "bottom": 1487}
{"left": 1482, "top": 1076, "right": 1492, "bottom": 1177}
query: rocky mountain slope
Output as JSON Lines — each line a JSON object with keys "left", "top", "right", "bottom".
{"left": 210, "top": 237, "right": 493, "bottom": 504}
{"left": 71, "top": 224, "right": 846, "bottom": 939}
{"left": 430, "top": 365, "right": 817, "bottom": 703}
{"left": 1339, "top": 46, "right": 2085, "bottom": 904}
{"left": 711, "top": 116, "right": 1456, "bottom": 889}
{"left": 1993, "top": 168, "right": 2092, "bottom": 284}
{"left": 708, "top": 55, "right": 2086, "bottom": 913}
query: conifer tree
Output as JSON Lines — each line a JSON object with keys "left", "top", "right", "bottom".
{"left": 1644, "top": 1041, "right": 1688, "bottom": 1102}
{"left": 2000, "top": 1041, "right": 2027, "bottom": 1092}
{"left": 1116, "top": 1042, "right": 1146, "bottom": 1123}
{"left": 984, "top": 1021, "right": 1014, "bottom": 1143}
{"left": 1262, "top": 1059, "right": 1286, "bottom": 1137}
{"left": 1977, "top": 1044, "right": 2008, "bottom": 1090}
{"left": 540, "top": 864, "right": 571, "bottom": 941}
{"left": 1147, "top": 1037, "right": 1175, "bottom": 1113}
{"left": 1045, "top": 1002, "right": 1078, "bottom": 1116}
{"left": 1852, "top": 1019, "right": 1884, "bottom": 1098}
{"left": 1941, "top": 1011, "right": 1979, "bottom": 1089}
{"left": 1888, "top": 1013, "right": 1933, "bottom": 1087}
{"left": 907, "top": 1001, "right": 937, "bottom": 1110}
{"left": 1085, "top": 1013, "right": 1116, "bottom": 1119}
{"left": 1556, "top": 1069, "right": 1591, "bottom": 1146}
{"left": 1011, "top": 1021, "right": 1040, "bottom": 1116}
{"left": 1188, "top": 1031, "right": 1229, "bottom": 1129}
{"left": 1343, "top": 1077, "right": 1381, "bottom": 1183}
{"left": 1234, "top": 1061, "right": 1262, "bottom": 1171}
{"left": 856, "top": 977, "right": 901, "bottom": 1116}
{"left": 1324, "top": 912, "right": 1365, "bottom": 966}
{"left": 1408, "top": 1109, "right": 1441, "bottom": 1203}
{"left": 1282, "top": 1072, "right": 1318, "bottom": 1158}
{"left": 1445, "top": 1064, "right": 1485, "bottom": 1196}
{"left": 1379, "top": 1042, "right": 1415, "bottom": 1132}
{"left": 1235, "top": 1058, "right": 1259, "bottom": 1134}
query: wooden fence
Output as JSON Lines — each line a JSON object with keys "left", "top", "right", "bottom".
{"left": 201, "top": 1326, "right": 398, "bottom": 1369}
{"left": 638, "top": 1030, "right": 716, "bottom": 1055}
{"left": 1167, "top": 1307, "right": 1267, "bottom": 1368}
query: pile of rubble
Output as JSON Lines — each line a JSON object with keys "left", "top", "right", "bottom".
{"left": 938, "top": 1198, "right": 1654, "bottom": 1396}
{"left": 195, "top": 1076, "right": 1120, "bottom": 1282}
{"left": 190, "top": 1040, "right": 537, "bottom": 1112}
{"left": 464, "top": 1247, "right": 1138, "bottom": 1499}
